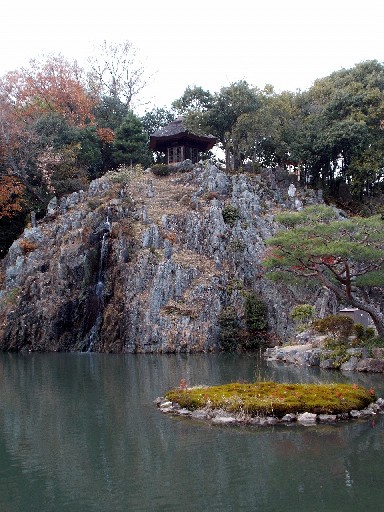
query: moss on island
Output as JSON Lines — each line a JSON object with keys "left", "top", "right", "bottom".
{"left": 164, "top": 381, "right": 375, "bottom": 418}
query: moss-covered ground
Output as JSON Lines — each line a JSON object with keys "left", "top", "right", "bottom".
{"left": 165, "top": 382, "right": 375, "bottom": 418}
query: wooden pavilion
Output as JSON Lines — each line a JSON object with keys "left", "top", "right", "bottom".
{"left": 149, "top": 118, "right": 216, "bottom": 165}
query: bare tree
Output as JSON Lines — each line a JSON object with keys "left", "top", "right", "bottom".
{"left": 88, "top": 40, "right": 147, "bottom": 109}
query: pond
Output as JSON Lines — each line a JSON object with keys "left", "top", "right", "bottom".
{"left": 0, "top": 352, "right": 383, "bottom": 511}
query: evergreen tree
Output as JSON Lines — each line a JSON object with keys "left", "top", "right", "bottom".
{"left": 263, "top": 205, "right": 384, "bottom": 334}
{"left": 112, "top": 111, "right": 151, "bottom": 167}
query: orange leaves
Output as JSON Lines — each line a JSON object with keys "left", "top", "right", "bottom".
{"left": 0, "top": 56, "right": 96, "bottom": 128}
{"left": 0, "top": 55, "right": 98, "bottom": 184}
{"left": 0, "top": 176, "right": 26, "bottom": 220}
{"left": 20, "top": 56, "right": 96, "bottom": 126}
{"left": 97, "top": 127, "right": 115, "bottom": 144}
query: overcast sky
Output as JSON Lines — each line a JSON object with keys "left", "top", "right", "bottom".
{"left": 1, "top": 0, "right": 383, "bottom": 113}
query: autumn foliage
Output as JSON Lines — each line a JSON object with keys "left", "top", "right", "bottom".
{"left": 4, "top": 56, "right": 96, "bottom": 126}
{"left": 0, "top": 176, "right": 26, "bottom": 220}
{"left": 97, "top": 127, "right": 115, "bottom": 144}
{"left": 0, "top": 46, "right": 154, "bottom": 257}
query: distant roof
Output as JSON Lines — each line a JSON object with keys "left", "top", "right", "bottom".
{"left": 149, "top": 118, "right": 216, "bottom": 152}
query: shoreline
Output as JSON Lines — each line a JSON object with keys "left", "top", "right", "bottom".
{"left": 264, "top": 344, "right": 384, "bottom": 372}
{"left": 155, "top": 396, "right": 384, "bottom": 427}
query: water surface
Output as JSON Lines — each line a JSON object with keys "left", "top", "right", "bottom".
{"left": 0, "top": 353, "right": 383, "bottom": 511}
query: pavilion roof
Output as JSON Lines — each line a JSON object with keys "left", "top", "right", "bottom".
{"left": 149, "top": 118, "right": 216, "bottom": 151}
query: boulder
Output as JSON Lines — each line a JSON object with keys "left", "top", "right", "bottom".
{"left": 281, "top": 413, "right": 297, "bottom": 422}
{"left": 212, "top": 415, "right": 237, "bottom": 425}
{"left": 356, "top": 358, "right": 384, "bottom": 373}
{"left": 320, "top": 358, "right": 336, "bottom": 369}
{"left": 159, "top": 400, "right": 173, "bottom": 409}
{"left": 318, "top": 414, "right": 337, "bottom": 423}
{"left": 177, "top": 408, "right": 192, "bottom": 416}
{"left": 340, "top": 356, "right": 360, "bottom": 371}
{"left": 371, "top": 348, "right": 384, "bottom": 359}
{"left": 191, "top": 409, "right": 210, "bottom": 420}
{"left": 249, "top": 417, "right": 269, "bottom": 426}
{"left": 297, "top": 412, "right": 317, "bottom": 424}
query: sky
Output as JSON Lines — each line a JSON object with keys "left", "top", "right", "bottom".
{"left": 1, "top": 0, "right": 383, "bottom": 113}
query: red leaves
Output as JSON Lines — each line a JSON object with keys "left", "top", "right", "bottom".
{"left": 321, "top": 256, "right": 337, "bottom": 265}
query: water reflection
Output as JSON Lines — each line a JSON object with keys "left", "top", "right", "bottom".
{"left": 0, "top": 353, "right": 383, "bottom": 511}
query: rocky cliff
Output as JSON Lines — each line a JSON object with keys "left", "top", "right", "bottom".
{"left": 0, "top": 162, "right": 324, "bottom": 352}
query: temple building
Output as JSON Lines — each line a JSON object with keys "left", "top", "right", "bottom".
{"left": 149, "top": 118, "right": 216, "bottom": 165}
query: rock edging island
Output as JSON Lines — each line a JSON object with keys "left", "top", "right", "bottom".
{"left": 155, "top": 382, "right": 383, "bottom": 426}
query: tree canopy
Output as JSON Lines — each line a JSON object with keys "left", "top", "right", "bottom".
{"left": 0, "top": 47, "right": 152, "bottom": 255}
{"left": 263, "top": 205, "right": 384, "bottom": 335}
{"left": 172, "top": 60, "right": 384, "bottom": 201}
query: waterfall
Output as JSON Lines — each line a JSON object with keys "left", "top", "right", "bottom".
{"left": 84, "top": 210, "right": 111, "bottom": 352}
{"left": 95, "top": 231, "right": 109, "bottom": 297}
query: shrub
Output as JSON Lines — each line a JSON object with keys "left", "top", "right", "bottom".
{"left": 312, "top": 315, "right": 354, "bottom": 342}
{"left": 365, "top": 327, "right": 377, "bottom": 339}
{"left": 219, "top": 294, "right": 269, "bottom": 351}
{"left": 222, "top": 204, "right": 240, "bottom": 226}
{"left": 290, "top": 304, "right": 315, "bottom": 324}
{"left": 359, "top": 333, "right": 384, "bottom": 353}
{"left": 107, "top": 165, "right": 134, "bottom": 184}
{"left": 244, "top": 293, "right": 268, "bottom": 349}
{"left": 245, "top": 293, "right": 268, "bottom": 332}
{"left": 229, "top": 238, "right": 246, "bottom": 252}
{"left": 353, "top": 323, "right": 366, "bottom": 339}
{"left": 352, "top": 324, "right": 377, "bottom": 345}
{"left": 321, "top": 343, "right": 351, "bottom": 367}
{"left": 151, "top": 164, "right": 172, "bottom": 176}
{"left": 218, "top": 306, "right": 240, "bottom": 351}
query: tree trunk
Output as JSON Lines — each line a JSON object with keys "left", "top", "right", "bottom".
{"left": 225, "top": 146, "right": 231, "bottom": 172}
{"left": 348, "top": 296, "right": 384, "bottom": 336}
{"left": 319, "top": 272, "right": 384, "bottom": 336}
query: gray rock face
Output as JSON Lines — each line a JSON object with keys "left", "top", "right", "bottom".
{"left": 371, "top": 348, "right": 384, "bottom": 359}
{"left": 340, "top": 357, "right": 360, "bottom": 371}
{"left": 356, "top": 358, "right": 384, "bottom": 373}
{"left": 0, "top": 162, "right": 323, "bottom": 353}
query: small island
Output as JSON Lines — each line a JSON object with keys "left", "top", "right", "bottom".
{"left": 156, "top": 381, "right": 384, "bottom": 426}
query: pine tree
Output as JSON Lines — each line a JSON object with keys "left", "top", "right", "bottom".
{"left": 112, "top": 111, "right": 151, "bottom": 167}
{"left": 263, "top": 205, "right": 384, "bottom": 334}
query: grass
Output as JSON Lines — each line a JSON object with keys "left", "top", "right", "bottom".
{"left": 165, "top": 381, "right": 375, "bottom": 418}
